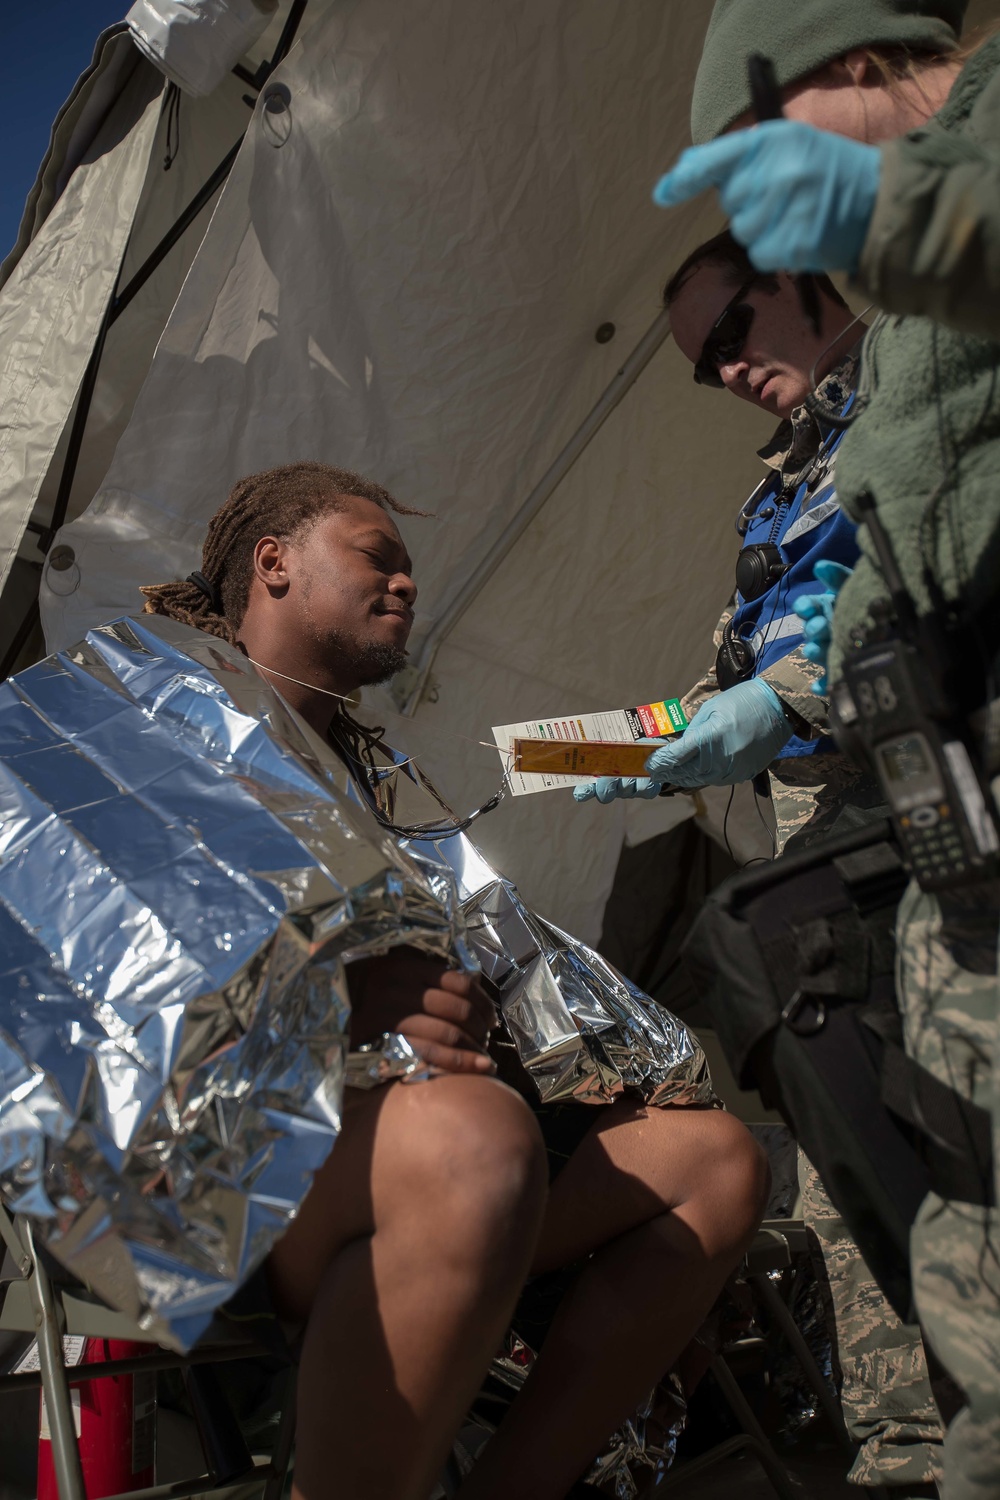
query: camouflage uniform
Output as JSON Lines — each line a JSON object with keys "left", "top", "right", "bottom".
{"left": 682, "top": 358, "right": 944, "bottom": 1489}
{"left": 894, "top": 855, "right": 1000, "bottom": 1500}
{"left": 800, "top": 1157, "right": 945, "bottom": 1490}
{"left": 819, "top": 35, "right": 1000, "bottom": 1494}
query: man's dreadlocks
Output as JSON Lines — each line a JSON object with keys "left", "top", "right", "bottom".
{"left": 141, "top": 460, "right": 421, "bottom": 645}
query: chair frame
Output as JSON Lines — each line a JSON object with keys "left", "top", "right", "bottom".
{"left": 651, "top": 1218, "right": 856, "bottom": 1500}
{"left": 0, "top": 1206, "right": 296, "bottom": 1500}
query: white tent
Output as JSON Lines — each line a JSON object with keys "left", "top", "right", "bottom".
{"left": 8, "top": 0, "right": 986, "bottom": 944}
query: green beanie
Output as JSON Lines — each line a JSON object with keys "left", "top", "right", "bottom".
{"left": 691, "top": 0, "right": 968, "bottom": 143}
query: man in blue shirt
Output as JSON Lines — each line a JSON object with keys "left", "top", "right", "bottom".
{"left": 576, "top": 232, "right": 944, "bottom": 1496}
{"left": 577, "top": 230, "right": 886, "bottom": 852}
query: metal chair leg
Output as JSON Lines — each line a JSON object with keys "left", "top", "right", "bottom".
{"left": 749, "top": 1271, "right": 855, "bottom": 1452}
{"left": 260, "top": 1370, "right": 296, "bottom": 1500}
{"left": 24, "top": 1223, "right": 86, "bottom": 1500}
{"left": 709, "top": 1354, "right": 801, "bottom": 1500}
{"left": 655, "top": 1433, "right": 791, "bottom": 1495}
{"left": 183, "top": 1362, "right": 255, "bottom": 1483}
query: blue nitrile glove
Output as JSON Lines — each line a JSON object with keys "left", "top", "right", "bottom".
{"left": 794, "top": 559, "right": 853, "bottom": 694}
{"left": 653, "top": 121, "right": 881, "bottom": 275}
{"left": 573, "top": 775, "right": 661, "bottom": 805}
{"left": 644, "top": 678, "right": 793, "bottom": 788}
{"left": 573, "top": 740, "right": 663, "bottom": 805}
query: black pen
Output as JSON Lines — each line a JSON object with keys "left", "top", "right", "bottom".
{"left": 747, "top": 53, "right": 822, "bottom": 335}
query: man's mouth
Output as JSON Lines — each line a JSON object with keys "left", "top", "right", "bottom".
{"left": 375, "top": 602, "right": 414, "bottom": 627}
{"left": 752, "top": 372, "right": 780, "bottom": 403}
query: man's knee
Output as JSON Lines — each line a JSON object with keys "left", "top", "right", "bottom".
{"left": 388, "top": 1076, "right": 547, "bottom": 1241}
{"left": 702, "top": 1110, "right": 771, "bottom": 1249}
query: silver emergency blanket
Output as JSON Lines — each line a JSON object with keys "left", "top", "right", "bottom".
{"left": 386, "top": 775, "right": 713, "bottom": 1109}
{"left": 485, "top": 1330, "right": 688, "bottom": 1498}
{"left": 0, "top": 616, "right": 471, "bottom": 1349}
{"left": 0, "top": 616, "right": 711, "bottom": 1349}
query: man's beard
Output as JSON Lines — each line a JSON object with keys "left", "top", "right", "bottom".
{"left": 318, "top": 626, "right": 408, "bottom": 688}
{"left": 352, "top": 638, "right": 409, "bottom": 686}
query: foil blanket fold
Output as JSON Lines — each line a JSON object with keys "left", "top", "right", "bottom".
{"left": 0, "top": 617, "right": 712, "bottom": 1348}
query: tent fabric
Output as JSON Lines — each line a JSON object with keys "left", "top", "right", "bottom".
{"left": 18, "top": 0, "right": 939, "bottom": 941}
{"left": 0, "top": 58, "right": 280, "bottom": 657}
{"left": 1, "top": 27, "right": 143, "bottom": 290}
{"left": 0, "top": 42, "right": 163, "bottom": 605}
{"left": 30, "top": 0, "right": 782, "bottom": 941}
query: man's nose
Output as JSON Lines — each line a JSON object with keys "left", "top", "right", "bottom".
{"left": 719, "top": 358, "right": 750, "bottom": 392}
{"left": 391, "top": 572, "right": 418, "bottom": 606}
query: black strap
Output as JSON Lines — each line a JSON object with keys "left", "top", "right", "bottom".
{"left": 878, "top": 1037, "right": 995, "bottom": 1207}
{"left": 187, "top": 571, "right": 222, "bottom": 613}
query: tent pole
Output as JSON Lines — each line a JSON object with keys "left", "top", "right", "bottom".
{"left": 269, "top": 0, "right": 310, "bottom": 71}
{"left": 0, "top": 596, "right": 41, "bottom": 681}
{"left": 396, "top": 307, "right": 673, "bottom": 716}
{"left": 233, "top": 0, "right": 309, "bottom": 89}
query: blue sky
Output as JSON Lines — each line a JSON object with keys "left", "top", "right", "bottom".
{"left": 3, "top": 2, "right": 127, "bottom": 260}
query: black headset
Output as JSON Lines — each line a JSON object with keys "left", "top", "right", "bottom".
{"left": 716, "top": 616, "right": 756, "bottom": 690}
{"left": 735, "top": 541, "right": 788, "bottom": 603}
{"left": 717, "top": 476, "right": 791, "bottom": 688}
{"left": 733, "top": 474, "right": 791, "bottom": 605}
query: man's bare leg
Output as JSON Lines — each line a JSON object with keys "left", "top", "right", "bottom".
{"left": 459, "top": 1103, "right": 770, "bottom": 1500}
{"left": 268, "top": 1074, "right": 547, "bottom": 1500}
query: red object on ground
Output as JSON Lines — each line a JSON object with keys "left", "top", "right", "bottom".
{"left": 37, "top": 1338, "right": 157, "bottom": 1500}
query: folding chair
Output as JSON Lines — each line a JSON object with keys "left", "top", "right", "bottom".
{"left": 655, "top": 1218, "right": 856, "bottom": 1500}
{"left": 0, "top": 1204, "right": 296, "bottom": 1500}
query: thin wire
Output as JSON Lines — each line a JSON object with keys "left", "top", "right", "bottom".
{"left": 804, "top": 305, "right": 874, "bottom": 429}
{"left": 722, "top": 785, "right": 737, "bottom": 863}
{"left": 244, "top": 656, "right": 504, "bottom": 757}
{"left": 750, "top": 781, "right": 777, "bottom": 862}
{"left": 244, "top": 655, "right": 511, "bottom": 838}
{"left": 806, "top": 305, "right": 873, "bottom": 392}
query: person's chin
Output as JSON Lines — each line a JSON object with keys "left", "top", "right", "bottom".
{"left": 356, "top": 638, "right": 410, "bottom": 687}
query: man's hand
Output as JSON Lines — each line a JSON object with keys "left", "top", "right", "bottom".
{"left": 348, "top": 947, "right": 497, "bottom": 1075}
{"left": 652, "top": 121, "right": 881, "bottom": 275}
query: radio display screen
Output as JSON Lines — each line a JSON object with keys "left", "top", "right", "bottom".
{"left": 876, "top": 733, "right": 945, "bottom": 812}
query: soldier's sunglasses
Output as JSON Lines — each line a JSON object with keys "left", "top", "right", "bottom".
{"left": 693, "top": 278, "right": 757, "bottom": 388}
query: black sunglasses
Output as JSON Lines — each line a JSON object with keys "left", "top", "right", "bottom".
{"left": 693, "top": 278, "right": 757, "bottom": 388}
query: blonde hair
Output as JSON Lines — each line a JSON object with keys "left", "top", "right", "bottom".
{"left": 852, "top": 21, "right": 997, "bottom": 101}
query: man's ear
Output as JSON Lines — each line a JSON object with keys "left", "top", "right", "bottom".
{"left": 253, "top": 536, "right": 289, "bottom": 594}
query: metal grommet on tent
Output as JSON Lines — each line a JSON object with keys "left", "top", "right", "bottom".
{"left": 261, "top": 84, "right": 293, "bottom": 148}
{"left": 44, "top": 546, "right": 80, "bottom": 597}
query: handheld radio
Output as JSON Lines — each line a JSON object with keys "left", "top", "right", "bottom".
{"left": 829, "top": 492, "right": 999, "bottom": 891}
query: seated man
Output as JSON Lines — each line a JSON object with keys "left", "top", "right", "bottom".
{"left": 141, "top": 459, "right": 769, "bottom": 1500}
